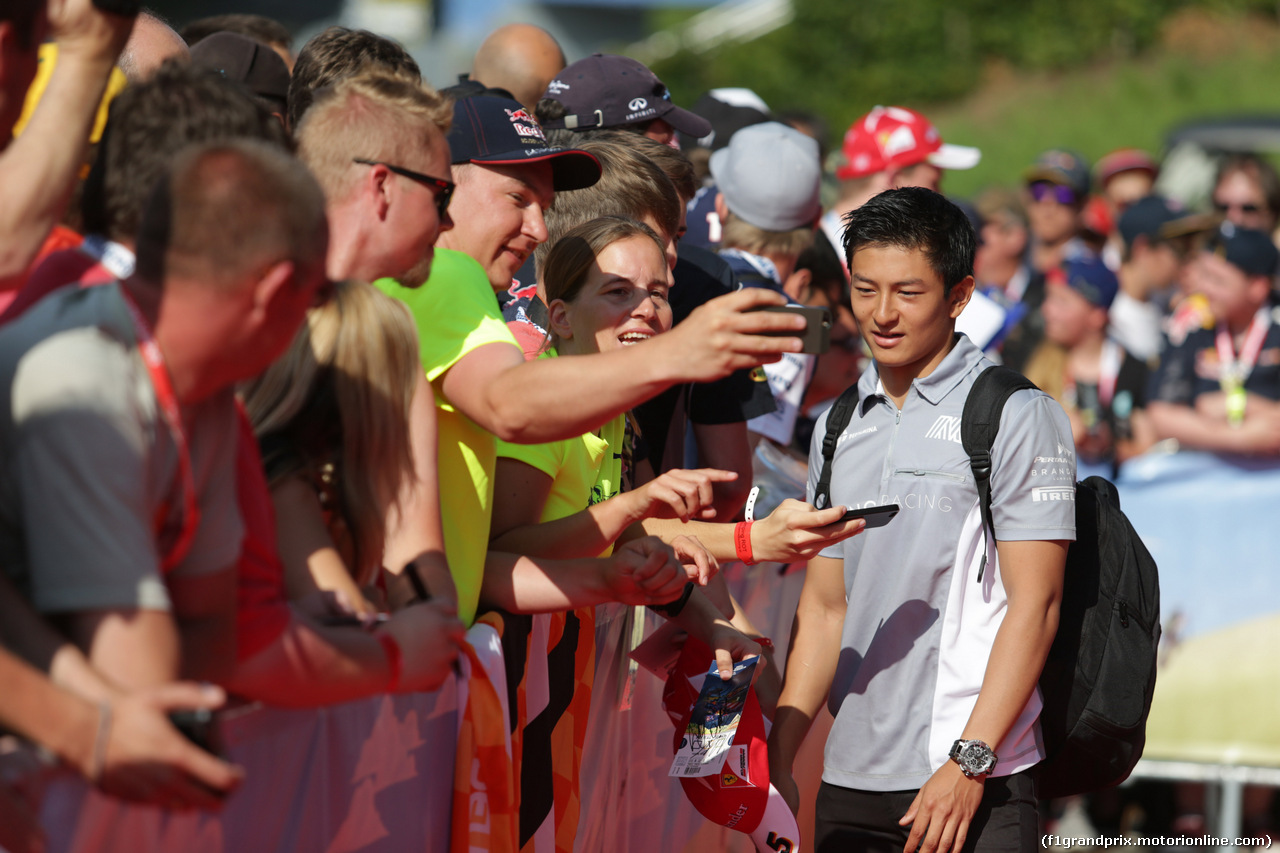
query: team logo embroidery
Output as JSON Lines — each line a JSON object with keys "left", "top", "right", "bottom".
{"left": 924, "top": 415, "right": 963, "bottom": 444}
{"left": 1032, "top": 486, "right": 1075, "bottom": 502}
{"left": 721, "top": 772, "right": 738, "bottom": 786}
{"left": 628, "top": 97, "right": 648, "bottom": 111}
{"left": 505, "top": 108, "right": 546, "bottom": 142}
{"left": 547, "top": 80, "right": 570, "bottom": 94}
{"left": 879, "top": 125, "right": 918, "bottom": 158}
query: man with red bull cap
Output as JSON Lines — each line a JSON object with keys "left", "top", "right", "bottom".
{"left": 819, "top": 106, "right": 981, "bottom": 268}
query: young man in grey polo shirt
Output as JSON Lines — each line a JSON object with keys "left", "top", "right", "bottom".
{"left": 769, "top": 187, "right": 1076, "bottom": 852}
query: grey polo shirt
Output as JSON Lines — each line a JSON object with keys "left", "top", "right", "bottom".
{"left": 805, "top": 334, "right": 1076, "bottom": 792}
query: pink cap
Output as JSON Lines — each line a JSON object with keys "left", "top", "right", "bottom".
{"left": 1095, "top": 148, "right": 1159, "bottom": 187}
{"left": 836, "top": 105, "right": 980, "bottom": 180}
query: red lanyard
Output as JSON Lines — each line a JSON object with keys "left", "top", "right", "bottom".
{"left": 1215, "top": 307, "right": 1271, "bottom": 390}
{"left": 120, "top": 288, "right": 200, "bottom": 572}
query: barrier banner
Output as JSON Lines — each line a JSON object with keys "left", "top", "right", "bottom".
{"left": 34, "top": 686, "right": 459, "bottom": 852}
{"left": 452, "top": 619, "right": 519, "bottom": 853}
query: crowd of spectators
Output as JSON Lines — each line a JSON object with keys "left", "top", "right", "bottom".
{"left": 1, "top": 1, "right": 1278, "bottom": 849}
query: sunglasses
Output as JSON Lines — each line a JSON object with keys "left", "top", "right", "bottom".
{"left": 1213, "top": 200, "right": 1262, "bottom": 216}
{"left": 1028, "top": 181, "right": 1078, "bottom": 206}
{"left": 354, "top": 158, "right": 454, "bottom": 218}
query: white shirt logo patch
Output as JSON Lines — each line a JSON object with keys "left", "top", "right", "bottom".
{"left": 1032, "top": 486, "right": 1075, "bottom": 502}
{"left": 925, "top": 415, "right": 963, "bottom": 444}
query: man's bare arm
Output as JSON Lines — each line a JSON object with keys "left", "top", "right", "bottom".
{"left": 442, "top": 288, "right": 805, "bottom": 445}
{"left": 767, "top": 554, "right": 847, "bottom": 816}
{"left": 1148, "top": 400, "right": 1280, "bottom": 454}
{"left": 0, "top": 0, "right": 133, "bottom": 286}
{"left": 899, "top": 538, "right": 1066, "bottom": 853}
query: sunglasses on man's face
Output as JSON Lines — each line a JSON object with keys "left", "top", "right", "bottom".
{"left": 354, "top": 158, "right": 455, "bottom": 219}
{"left": 1028, "top": 181, "right": 1078, "bottom": 206}
{"left": 1213, "top": 200, "right": 1262, "bottom": 216}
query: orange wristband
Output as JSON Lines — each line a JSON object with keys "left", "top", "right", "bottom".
{"left": 377, "top": 631, "right": 402, "bottom": 693}
{"left": 734, "top": 521, "right": 755, "bottom": 565}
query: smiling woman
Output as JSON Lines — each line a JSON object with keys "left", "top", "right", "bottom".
{"left": 541, "top": 215, "right": 673, "bottom": 355}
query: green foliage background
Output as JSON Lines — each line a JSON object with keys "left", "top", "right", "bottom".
{"left": 649, "top": 0, "right": 1280, "bottom": 196}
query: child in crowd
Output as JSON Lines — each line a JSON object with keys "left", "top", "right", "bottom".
{"left": 1027, "top": 256, "right": 1156, "bottom": 471}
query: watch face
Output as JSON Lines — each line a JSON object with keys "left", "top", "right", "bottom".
{"left": 959, "top": 742, "right": 994, "bottom": 775}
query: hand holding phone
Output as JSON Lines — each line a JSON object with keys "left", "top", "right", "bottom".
{"left": 746, "top": 304, "right": 832, "bottom": 354}
{"left": 839, "top": 503, "right": 900, "bottom": 528}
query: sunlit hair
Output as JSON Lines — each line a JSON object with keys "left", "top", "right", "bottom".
{"left": 288, "top": 26, "right": 421, "bottom": 129}
{"left": 242, "top": 280, "right": 420, "bottom": 583}
{"left": 541, "top": 216, "right": 667, "bottom": 350}
{"left": 719, "top": 209, "right": 815, "bottom": 258}
{"left": 296, "top": 71, "right": 451, "bottom": 205}
{"left": 534, "top": 136, "right": 680, "bottom": 275}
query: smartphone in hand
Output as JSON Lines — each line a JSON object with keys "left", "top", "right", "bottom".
{"left": 747, "top": 304, "right": 832, "bottom": 354}
{"left": 839, "top": 503, "right": 900, "bottom": 528}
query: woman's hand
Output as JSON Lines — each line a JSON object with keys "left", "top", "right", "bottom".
{"left": 602, "top": 537, "right": 690, "bottom": 606}
{"left": 383, "top": 601, "right": 467, "bottom": 694}
{"left": 668, "top": 534, "right": 719, "bottom": 587}
{"left": 752, "top": 498, "right": 865, "bottom": 563}
{"left": 624, "top": 468, "right": 739, "bottom": 523}
{"left": 703, "top": 619, "right": 763, "bottom": 681}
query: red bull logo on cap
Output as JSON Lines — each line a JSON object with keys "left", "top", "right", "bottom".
{"left": 505, "top": 108, "right": 546, "bottom": 142}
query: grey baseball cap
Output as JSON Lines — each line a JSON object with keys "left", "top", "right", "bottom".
{"left": 710, "top": 121, "right": 822, "bottom": 231}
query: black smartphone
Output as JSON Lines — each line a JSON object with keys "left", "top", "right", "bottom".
{"left": 747, "top": 305, "right": 832, "bottom": 354}
{"left": 840, "top": 503, "right": 900, "bottom": 528}
{"left": 168, "top": 708, "right": 218, "bottom": 753}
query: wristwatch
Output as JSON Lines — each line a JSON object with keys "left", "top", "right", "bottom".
{"left": 949, "top": 739, "right": 997, "bottom": 777}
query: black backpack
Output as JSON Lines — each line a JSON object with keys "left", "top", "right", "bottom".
{"left": 814, "top": 365, "right": 1160, "bottom": 799}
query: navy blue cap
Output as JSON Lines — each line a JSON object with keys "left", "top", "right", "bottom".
{"left": 447, "top": 96, "right": 601, "bottom": 191}
{"left": 539, "top": 54, "right": 711, "bottom": 138}
{"left": 1205, "top": 222, "right": 1280, "bottom": 278}
{"left": 1025, "top": 149, "right": 1091, "bottom": 197}
{"left": 1118, "top": 195, "right": 1186, "bottom": 247}
{"left": 1051, "top": 255, "right": 1119, "bottom": 309}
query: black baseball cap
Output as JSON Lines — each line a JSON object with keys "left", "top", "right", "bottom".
{"left": 681, "top": 91, "right": 770, "bottom": 152}
{"left": 1205, "top": 222, "right": 1280, "bottom": 278}
{"left": 1118, "top": 195, "right": 1189, "bottom": 248}
{"left": 539, "top": 54, "right": 711, "bottom": 138}
{"left": 189, "top": 32, "right": 290, "bottom": 115}
{"left": 447, "top": 96, "right": 601, "bottom": 191}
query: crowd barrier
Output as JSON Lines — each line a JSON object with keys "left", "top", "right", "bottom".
{"left": 20, "top": 449, "right": 1277, "bottom": 851}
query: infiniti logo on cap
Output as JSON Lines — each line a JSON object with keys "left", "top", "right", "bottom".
{"left": 628, "top": 97, "right": 648, "bottom": 111}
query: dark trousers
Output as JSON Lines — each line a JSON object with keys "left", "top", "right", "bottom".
{"left": 814, "top": 771, "right": 1039, "bottom": 853}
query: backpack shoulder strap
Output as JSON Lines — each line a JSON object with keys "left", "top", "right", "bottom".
{"left": 961, "top": 365, "right": 1039, "bottom": 580}
{"left": 813, "top": 383, "right": 862, "bottom": 510}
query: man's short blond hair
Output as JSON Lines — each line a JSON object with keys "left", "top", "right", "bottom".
{"left": 296, "top": 72, "right": 451, "bottom": 204}
{"left": 720, "top": 210, "right": 815, "bottom": 259}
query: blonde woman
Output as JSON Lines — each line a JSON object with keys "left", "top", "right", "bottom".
{"left": 243, "top": 279, "right": 456, "bottom": 620}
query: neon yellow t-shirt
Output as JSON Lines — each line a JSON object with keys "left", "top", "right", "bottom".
{"left": 376, "top": 249, "right": 518, "bottom": 626}
{"left": 494, "top": 350, "right": 626, "bottom": 555}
